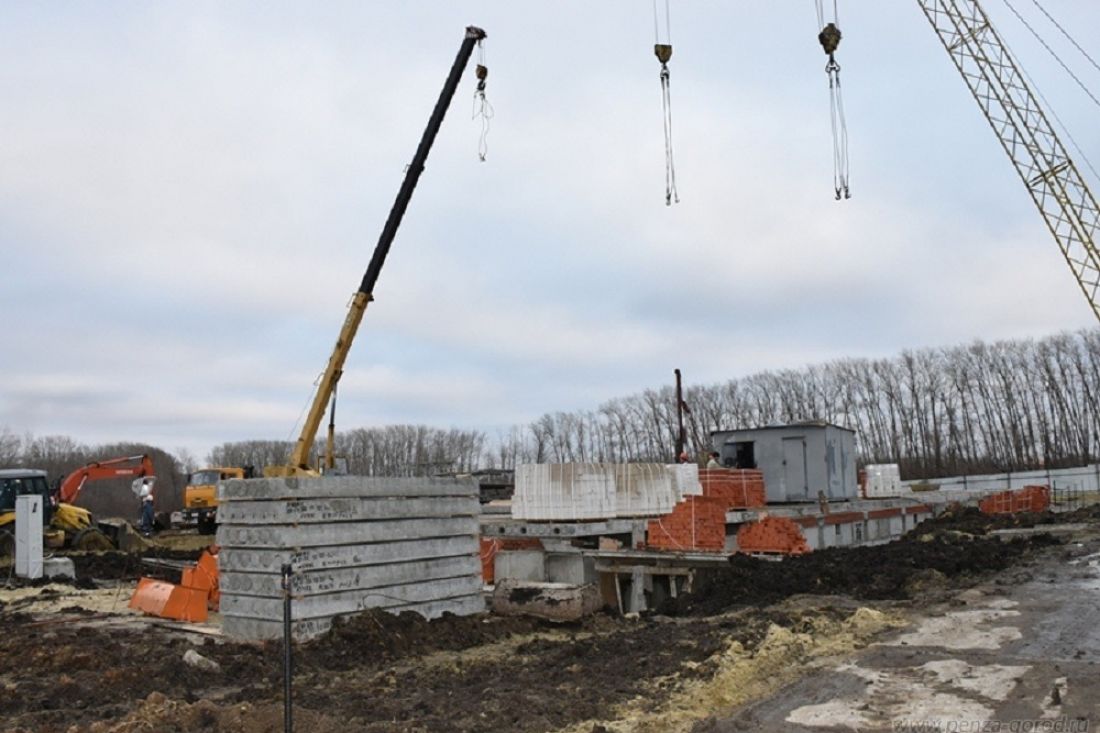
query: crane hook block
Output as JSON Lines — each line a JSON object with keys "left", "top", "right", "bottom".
{"left": 818, "top": 23, "right": 842, "bottom": 56}
{"left": 476, "top": 64, "right": 488, "bottom": 81}
{"left": 654, "top": 44, "right": 673, "bottom": 65}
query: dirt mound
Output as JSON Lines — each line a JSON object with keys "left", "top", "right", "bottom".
{"left": 297, "top": 609, "right": 546, "bottom": 672}
{"left": 912, "top": 503, "right": 1100, "bottom": 535}
{"left": 71, "top": 547, "right": 204, "bottom": 581}
{"left": 671, "top": 531, "right": 1059, "bottom": 616}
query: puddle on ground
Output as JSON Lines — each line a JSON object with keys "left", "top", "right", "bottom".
{"left": 787, "top": 659, "right": 1030, "bottom": 730}
{"left": 887, "top": 607, "right": 1021, "bottom": 651}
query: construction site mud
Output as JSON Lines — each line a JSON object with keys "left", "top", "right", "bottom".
{"left": 1, "top": 508, "right": 1095, "bottom": 733}
{"left": 673, "top": 508, "right": 1066, "bottom": 616}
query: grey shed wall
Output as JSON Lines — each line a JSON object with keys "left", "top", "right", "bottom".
{"left": 712, "top": 424, "right": 856, "bottom": 503}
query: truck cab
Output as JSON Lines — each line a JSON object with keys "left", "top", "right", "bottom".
{"left": 182, "top": 466, "right": 253, "bottom": 534}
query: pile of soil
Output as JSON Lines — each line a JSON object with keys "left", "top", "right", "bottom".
{"left": 671, "top": 529, "right": 1061, "bottom": 616}
{"left": 297, "top": 609, "right": 546, "bottom": 671}
{"left": 71, "top": 547, "right": 204, "bottom": 581}
{"left": 912, "top": 503, "right": 1100, "bottom": 535}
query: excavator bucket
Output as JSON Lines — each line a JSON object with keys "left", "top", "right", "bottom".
{"left": 129, "top": 578, "right": 209, "bottom": 623}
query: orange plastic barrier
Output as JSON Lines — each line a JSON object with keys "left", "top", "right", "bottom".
{"left": 978, "top": 485, "right": 1051, "bottom": 515}
{"left": 737, "top": 516, "right": 811, "bottom": 555}
{"left": 647, "top": 495, "right": 727, "bottom": 552}
{"left": 697, "top": 468, "right": 766, "bottom": 509}
{"left": 129, "top": 547, "right": 220, "bottom": 622}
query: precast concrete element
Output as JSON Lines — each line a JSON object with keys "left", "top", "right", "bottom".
{"left": 491, "top": 579, "right": 604, "bottom": 622}
{"left": 224, "top": 594, "right": 487, "bottom": 640}
{"left": 493, "top": 550, "right": 545, "bottom": 582}
{"left": 512, "top": 463, "right": 697, "bottom": 521}
{"left": 217, "top": 476, "right": 485, "bottom": 641}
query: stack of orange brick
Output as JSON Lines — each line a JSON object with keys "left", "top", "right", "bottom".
{"left": 737, "top": 516, "right": 812, "bottom": 555}
{"left": 479, "top": 537, "right": 543, "bottom": 583}
{"left": 979, "top": 485, "right": 1051, "bottom": 515}
{"left": 698, "top": 468, "right": 766, "bottom": 509}
{"left": 646, "top": 495, "right": 727, "bottom": 552}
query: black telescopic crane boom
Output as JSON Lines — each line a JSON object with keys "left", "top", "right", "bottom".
{"left": 269, "top": 25, "right": 487, "bottom": 477}
{"left": 360, "top": 25, "right": 486, "bottom": 295}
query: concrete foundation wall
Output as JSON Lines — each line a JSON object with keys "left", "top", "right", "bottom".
{"left": 216, "top": 476, "right": 485, "bottom": 641}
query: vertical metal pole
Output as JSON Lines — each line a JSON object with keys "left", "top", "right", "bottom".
{"left": 282, "top": 563, "right": 293, "bottom": 733}
{"left": 674, "top": 369, "right": 685, "bottom": 461}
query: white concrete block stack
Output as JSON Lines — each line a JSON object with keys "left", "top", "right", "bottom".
{"left": 512, "top": 463, "right": 698, "bottom": 521}
{"left": 216, "top": 476, "right": 484, "bottom": 641}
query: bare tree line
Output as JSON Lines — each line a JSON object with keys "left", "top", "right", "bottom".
{"left": 6, "top": 329, "right": 1098, "bottom": 484}
{"left": 0, "top": 431, "right": 188, "bottom": 515}
{"left": 494, "top": 330, "right": 1100, "bottom": 479}
{"left": 209, "top": 425, "right": 486, "bottom": 478}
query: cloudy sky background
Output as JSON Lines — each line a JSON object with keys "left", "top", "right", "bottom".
{"left": 2, "top": 1, "right": 1099, "bottom": 461}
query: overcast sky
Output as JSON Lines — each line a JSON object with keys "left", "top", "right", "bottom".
{"left": 2, "top": 1, "right": 1099, "bottom": 462}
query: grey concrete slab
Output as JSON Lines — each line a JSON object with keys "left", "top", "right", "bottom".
{"left": 546, "top": 553, "right": 597, "bottom": 585}
{"left": 218, "top": 476, "right": 477, "bottom": 501}
{"left": 480, "top": 517, "right": 649, "bottom": 538}
{"left": 222, "top": 593, "right": 486, "bottom": 641}
{"left": 217, "top": 496, "right": 479, "bottom": 525}
{"left": 219, "top": 536, "right": 479, "bottom": 573}
{"left": 494, "top": 550, "right": 546, "bottom": 582}
{"left": 216, "top": 516, "right": 478, "bottom": 548}
{"left": 220, "top": 575, "right": 483, "bottom": 620}
{"left": 220, "top": 554, "right": 480, "bottom": 597}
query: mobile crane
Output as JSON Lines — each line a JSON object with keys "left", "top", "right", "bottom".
{"left": 267, "top": 25, "right": 487, "bottom": 477}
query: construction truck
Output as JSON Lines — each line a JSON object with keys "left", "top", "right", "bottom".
{"left": 182, "top": 466, "right": 254, "bottom": 535}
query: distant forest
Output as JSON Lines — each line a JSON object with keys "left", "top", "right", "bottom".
{"left": 3, "top": 329, "right": 1099, "bottom": 490}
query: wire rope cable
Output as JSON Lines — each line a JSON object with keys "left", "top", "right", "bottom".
{"left": 653, "top": 0, "right": 680, "bottom": 205}
{"left": 999, "top": 0, "right": 1100, "bottom": 111}
{"left": 988, "top": 3, "right": 1100, "bottom": 187}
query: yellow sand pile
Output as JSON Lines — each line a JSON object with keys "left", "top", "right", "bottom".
{"left": 559, "top": 606, "right": 906, "bottom": 733}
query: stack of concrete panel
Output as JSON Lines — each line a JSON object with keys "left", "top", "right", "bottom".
{"left": 512, "top": 463, "right": 695, "bottom": 521}
{"left": 216, "top": 476, "right": 484, "bottom": 641}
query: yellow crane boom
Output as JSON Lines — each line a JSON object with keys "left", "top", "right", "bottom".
{"left": 266, "top": 25, "right": 487, "bottom": 478}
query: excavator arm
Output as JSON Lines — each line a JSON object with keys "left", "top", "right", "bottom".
{"left": 57, "top": 453, "right": 155, "bottom": 505}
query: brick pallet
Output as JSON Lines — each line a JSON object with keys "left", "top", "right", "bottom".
{"left": 698, "top": 468, "right": 766, "bottom": 509}
{"left": 646, "top": 495, "right": 727, "bottom": 552}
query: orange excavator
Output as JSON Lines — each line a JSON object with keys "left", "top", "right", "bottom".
{"left": 49, "top": 454, "right": 156, "bottom": 550}
{"left": 56, "top": 454, "right": 155, "bottom": 506}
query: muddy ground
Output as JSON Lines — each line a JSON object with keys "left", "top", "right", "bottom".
{"left": 0, "top": 509, "right": 1094, "bottom": 733}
